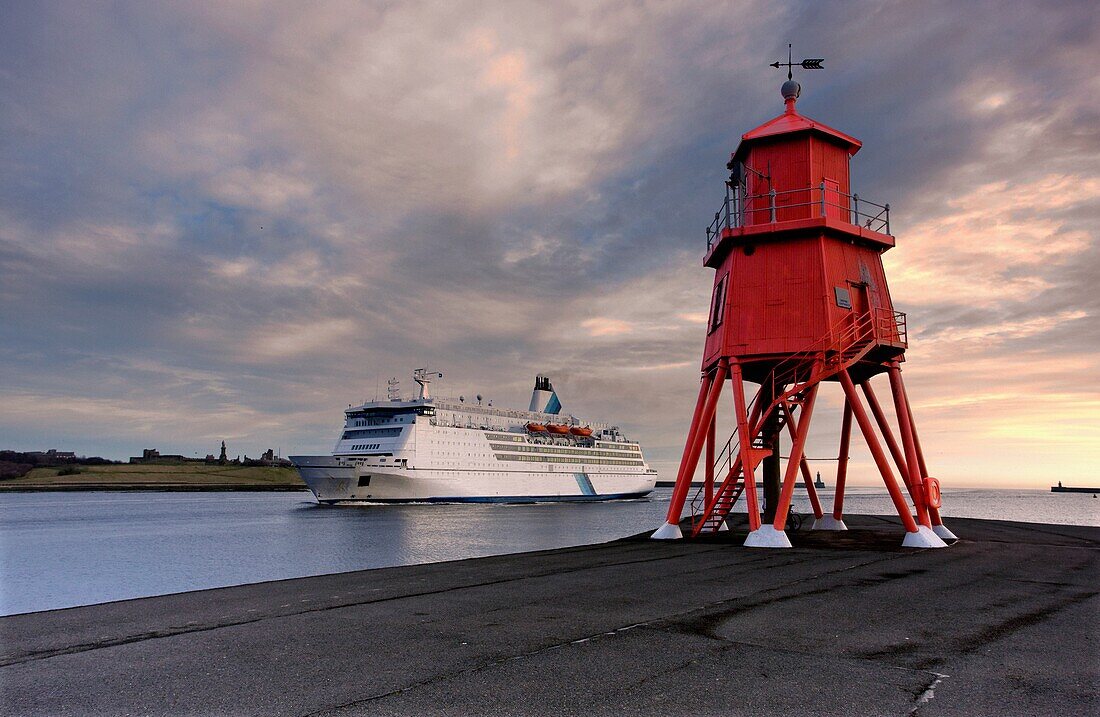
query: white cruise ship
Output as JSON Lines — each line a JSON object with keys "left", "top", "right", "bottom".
{"left": 290, "top": 370, "right": 658, "bottom": 504}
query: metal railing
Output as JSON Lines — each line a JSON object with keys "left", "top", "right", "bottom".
{"left": 705, "top": 183, "right": 891, "bottom": 251}
{"left": 874, "top": 307, "right": 907, "bottom": 346}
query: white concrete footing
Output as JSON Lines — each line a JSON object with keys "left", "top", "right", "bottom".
{"left": 717, "top": 520, "right": 729, "bottom": 532}
{"left": 650, "top": 521, "right": 683, "bottom": 540}
{"left": 812, "top": 515, "right": 848, "bottom": 531}
{"left": 902, "top": 525, "right": 949, "bottom": 548}
{"left": 744, "top": 525, "right": 792, "bottom": 548}
{"left": 932, "top": 523, "right": 958, "bottom": 540}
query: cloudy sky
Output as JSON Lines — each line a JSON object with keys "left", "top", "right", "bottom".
{"left": 2, "top": 1, "right": 1097, "bottom": 488}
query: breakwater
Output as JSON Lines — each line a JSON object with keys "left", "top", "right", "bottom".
{"left": 1, "top": 514, "right": 1096, "bottom": 716}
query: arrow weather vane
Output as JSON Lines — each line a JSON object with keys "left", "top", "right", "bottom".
{"left": 770, "top": 43, "right": 824, "bottom": 80}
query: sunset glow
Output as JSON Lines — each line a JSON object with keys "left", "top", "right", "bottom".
{"left": 1, "top": 2, "right": 1097, "bottom": 489}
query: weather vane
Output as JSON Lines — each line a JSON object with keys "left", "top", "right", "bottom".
{"left": 770, "top": 43, "right": 824, "bottom": 80}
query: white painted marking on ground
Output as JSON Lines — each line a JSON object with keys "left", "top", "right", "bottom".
{"left": 910, "top": 672, "right": 947, "bottom": 714}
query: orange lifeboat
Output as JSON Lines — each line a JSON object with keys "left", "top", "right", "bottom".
{"left": 569, "top": 426, "right": 593, "bottom": 437}
{"left": 525, "top": 422, "right": 548, "bottom": 433}
{"left": 546, "top": 424, "right": 571, "bottom": 435}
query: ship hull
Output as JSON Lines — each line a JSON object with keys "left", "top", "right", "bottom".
{"left": 291, "top": 455, "right": 655, "bottom": 504}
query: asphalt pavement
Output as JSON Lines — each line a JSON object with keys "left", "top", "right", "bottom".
{"left": 1, "top": 514, "right": 1096, "bottom": 716}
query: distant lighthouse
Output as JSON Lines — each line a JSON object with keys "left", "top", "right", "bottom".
{"left": 653, "top": 57, "right": 954, "bottom": 548}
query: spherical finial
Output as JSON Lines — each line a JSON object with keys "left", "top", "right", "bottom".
{"left": 781, "top": 80, "right": 801, "bottom": 101}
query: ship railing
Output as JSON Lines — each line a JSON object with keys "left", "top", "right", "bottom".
{"left": 705, "top": 183, "right": 891, "bottom": 251}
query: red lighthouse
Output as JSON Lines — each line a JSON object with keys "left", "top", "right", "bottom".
{"left": 653, "top": 73, "right": 955, "bottom": 548}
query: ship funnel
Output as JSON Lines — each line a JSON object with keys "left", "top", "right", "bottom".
{"left": 529, "top": 375, "right": 561, "bottom": 414}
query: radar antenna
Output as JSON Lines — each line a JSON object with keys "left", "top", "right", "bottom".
{"left": 386, "top": 377, "right": 400, "bottom": 401}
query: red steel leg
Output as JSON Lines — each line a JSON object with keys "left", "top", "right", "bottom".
{"left": 784, "top": 407, "right": 824, "bottom": 518}
{"left": 704, "top": 415, "right": 715, "bottom": 508}
{"left": 676, "top": 359, "right": 728, "bottom": 515}
{"left": 731, "top": 362, "right": 762, "bottom": 531}
{"left": 862, "top": 380, "right": 925, "bottom": 515}
{"left": 705, "top": 383, "right": 766, "bottom": 518}
{"left": 860, "top": 381, "right": 910, "bottom": 490}
{"left": 838, "top": 370, "right": 919, "bottom": 534}
{"left": 888, "top": 364, "right": 931, "bottom": 528}
{"left": 833, "top": 399, "right": 853, "bottom": 521}
{"left": 772, "top": 384, "right": 819, "bottom": 530}
{"left": 664, "top": 371, "right": 714, "bottom": 525}
{"left": 899, "top": 371, "right": 945, "bottom": 527}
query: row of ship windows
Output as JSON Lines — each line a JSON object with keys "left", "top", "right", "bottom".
{"left": 350, "top": 417, "right": 409, "bottom": 426}
{"left": 342, "top": 427, "right": 404, "bottom": 439}
{"left": 494, "top": 454, "right": 645, "bottom": 466}
{"left": 485, "top": 432, "right": 641, "bottom": 452}
{"left": 485, "top": 433, "right": 526, "bottom": 443}
{"left": 489, "top": 443, "right": 644, "bottom": 459}
{"left": 597, "top": 443, "right": 641, "bottom": 452}
{"left": 350, "top": 443, "right": 381, "bottom": 451}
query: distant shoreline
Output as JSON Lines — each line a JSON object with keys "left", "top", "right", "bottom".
{"left": 0, "top": 484, "right": 309, "bottom": 493}
{"left": 654, "top": 480, "right": 824, "bottom": 489}
{"left": 0, "top": 462, "right": 307, "bottom": 493}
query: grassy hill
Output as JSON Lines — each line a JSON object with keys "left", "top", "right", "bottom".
{"left": 0, "top": 463, "right": 306, "bottom": 491}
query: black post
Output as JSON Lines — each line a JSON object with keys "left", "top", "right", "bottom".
{"left": 761, "top": 382, "right": 781, "bottom": 524}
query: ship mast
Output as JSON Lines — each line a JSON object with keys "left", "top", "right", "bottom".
{"left": 413, "top": 368, "right": 443, "bottom": 400}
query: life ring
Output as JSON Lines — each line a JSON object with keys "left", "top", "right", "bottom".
{"left": 925, "top": 477, "right": 942, "bottom": 509}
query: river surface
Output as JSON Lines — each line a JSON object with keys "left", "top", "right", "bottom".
{"left": 1, "top": 487, "right": 1097, "bottom": 616}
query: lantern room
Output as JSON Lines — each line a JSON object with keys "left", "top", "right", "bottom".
{"left": 702, "top": 80, "right": 903, "bottom": 382}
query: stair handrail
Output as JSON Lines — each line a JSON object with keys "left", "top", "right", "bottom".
{"left": 755, "top": 310, "right": 876, "bottom": 419}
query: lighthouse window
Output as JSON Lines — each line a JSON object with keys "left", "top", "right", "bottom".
{"left": 709, "top": 275, "right": 728, "bottom": 333}
{"left": 834, "top": 286, "right": 852, "bottom": 309}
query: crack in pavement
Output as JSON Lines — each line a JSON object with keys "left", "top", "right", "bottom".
{"left": 908, "top": 671, "right": 947, "bottom": 715}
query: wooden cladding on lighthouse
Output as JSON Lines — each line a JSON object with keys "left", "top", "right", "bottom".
{"left": 704, "top": 234, "right": 898, "bottom": 369}
{"left": 740, "top": 133, "right": 856, "bottom": 226}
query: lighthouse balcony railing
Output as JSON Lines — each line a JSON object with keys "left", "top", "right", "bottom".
{"left": 705, "top": 183, "right": 891, "bottom": 251}
{"left": 874, "top": 307, "right": 907, "bottom": 347}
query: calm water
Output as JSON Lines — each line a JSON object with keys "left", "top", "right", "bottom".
{"left": 1, "top": 487, "right": 1097, "bottom": 616}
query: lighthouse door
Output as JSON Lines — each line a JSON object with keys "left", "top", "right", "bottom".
{"left": 848, "top": 281, "right": 873, "bottom": 341}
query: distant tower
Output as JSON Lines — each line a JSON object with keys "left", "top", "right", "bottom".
{"left": 653, "top": 67, "right": 955, "bottom": 548}
{"left": 219, "top": 440, "right": 227, "bottom": 464}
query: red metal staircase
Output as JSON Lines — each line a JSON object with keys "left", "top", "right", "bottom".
{"left": 689, "top": 310, "right": 892, "bottom": 535}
